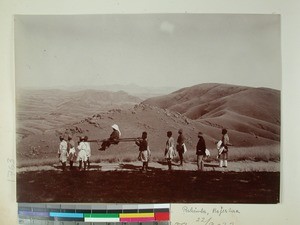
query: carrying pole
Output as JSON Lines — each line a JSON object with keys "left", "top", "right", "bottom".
{"left": 86, "top": 137, "right": 140, "bottom": 143}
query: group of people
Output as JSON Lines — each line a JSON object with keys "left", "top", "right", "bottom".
{"left": 58, "top": 135, "right": 91, "bottom": 171}
{"left": 57, "top": 124, "right": 121, "bottom": 171}
{"left": 57, "top": 123, "right": 231, "bottom": 172}
{"left": 163, "top": 129, "right": 209, "bottom": 171}
{"left": 135, "top": 127, "right": 231, "bottom": 172}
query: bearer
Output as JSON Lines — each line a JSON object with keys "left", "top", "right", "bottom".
{"left": 58, "top": 135, "right": 68, "bottom": 171}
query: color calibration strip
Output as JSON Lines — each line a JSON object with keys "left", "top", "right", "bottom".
{"left": 18, "top": 203, "right": 170, "bottom": 224}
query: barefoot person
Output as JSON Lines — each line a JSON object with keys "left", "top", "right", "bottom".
{"left": 58, "top": 135, "right": 68, "bottom": 171}
{"left": 219, "top": 128, "right": 231, "bottom": 168}
{"left": 135, "top": 131, "right": 151, "bottom": 172}
{"left": 99, "top": 124, "right": 121, "bottom": 151}
{"left": 84, "top": 136, "right": 91, "bottom": 169}
{"left": 77, "top": 136, "right": 88, "bottom": 171}
{"left": 176, "top": 129, "right": 186, "bottom": 166}
{"left": 67, "top": 135, "right": 77, "bottom": 169}
{"left": 165, "top": 131, "right": 176, "bottom": 170}
{"left": 196, "top": 132, "right": 206, "bottom": 171}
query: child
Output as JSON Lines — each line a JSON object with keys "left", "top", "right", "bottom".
{"left": 77, "top": 136, "right": 88, "bottom": 171}
{"left": 67, "top": 136, "right": 77, "bottom": 169}
{"left": 58, "top": 135, "right": 68, "bottom": 171}
{"left": 135, "top": 132, "right": 151, "bottom": 172}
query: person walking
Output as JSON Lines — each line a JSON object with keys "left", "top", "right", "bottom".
{"left": 196, "top": 132, "right": 206, "bottom": 171}
{"left": 176, "top": 129, "right": 186, "bottom": 166}
{"left": 165, "top": 131, "right": 176, "bottom": 170}
{"left": 219, "top": 128, "right": 231, "bottom": 168}
{"left": 84, "top": 136, "right": 91, "bottom": 169}
{"left": 77, "top": 136, "right": 88, "bottom": 171}
{"left": 135, "top": 131, "right": 151, "bottom": 172}
{"left": 67, "top": 135, "right": 77, "bottom": 169}
{"left": 58, "top": 135, "right": 68, "bottom": 171}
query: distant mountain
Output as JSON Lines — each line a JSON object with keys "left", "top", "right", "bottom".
{"left": 16, "top": 89, "right": 142, "bottom": 138}
{"left": 23, "top": 84, "right": 179, "bottom": 99}
{"left": 143, "top": 83, "right": 280, "bottom": 142}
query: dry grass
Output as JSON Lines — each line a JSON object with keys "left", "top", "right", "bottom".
{"left": 17, "top": 145, "right": 280, "bottom": 167}
{"left": 184, "top": 144, "right": 280, "bottom": 163}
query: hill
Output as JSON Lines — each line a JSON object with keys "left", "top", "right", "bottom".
{"left": 16, "top": 84, "right": 280, "bottom": 167}
{"left": 143, "top": 83, "right": 280, "bottom": 143}
{"left": 16, "top": 89, "right": 142, "bottom": 140}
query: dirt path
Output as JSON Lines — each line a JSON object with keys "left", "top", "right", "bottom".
{"left": 17, "top": 160, "right": 280, "bottom": 173}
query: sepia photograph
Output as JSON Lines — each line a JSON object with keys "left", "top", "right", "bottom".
{"left": 15, "top": 14, "right": 281, "bottom": 203}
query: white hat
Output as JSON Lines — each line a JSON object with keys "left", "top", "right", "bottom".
{"left": 111, "top": 124, "right": 121, "bottom": 136}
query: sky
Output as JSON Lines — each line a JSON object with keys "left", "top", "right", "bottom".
{"left": 15, "top": 14, "right": 281, "bottom": 90}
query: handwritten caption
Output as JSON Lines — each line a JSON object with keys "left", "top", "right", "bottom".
{"left": 7, "top": 158, "right": 15, "bottom": 182}
{"left": 174, "top": 206, "right": 241, "bottom": 225}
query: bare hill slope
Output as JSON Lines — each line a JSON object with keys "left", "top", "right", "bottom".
{"left": 143, "top": 83, "right": 280, "bottom": 142}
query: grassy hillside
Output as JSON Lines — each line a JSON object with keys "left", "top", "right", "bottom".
{"left": 16, "top": 84, "right": 280, "bottom": 167}
{"left": 143, "top": 83, "right": 280, "bottom": 142}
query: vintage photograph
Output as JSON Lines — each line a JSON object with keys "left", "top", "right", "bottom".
{"left": 15, "top": 14, "right": 280, "bottom": 203}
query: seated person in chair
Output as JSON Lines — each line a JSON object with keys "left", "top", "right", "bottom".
{"left": 99, "top": 124, "right": 121, "bottom": 151}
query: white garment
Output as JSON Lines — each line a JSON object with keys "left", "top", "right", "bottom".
{"left": 58, "top": 140, "right": 68, "bottom": 163}
{"left": 85, "top": 142, "right": 91, "bottom": 158}
{"left": 77, "top": 142, "right": 87, "bottom": 162}
{"left": 165, "top": 137, "right": 176, "bottom": 159}
{"left": 138, "top": 147, "right": 151, "bottom": 162}
{"left": 68, "top": 147, "right": 77, "bottom": 161}
{"left": 205, "top": 149, "right": 211, "bottom": 157}
{"left": 216, "top": 140, "right": 224, "bottom": 155}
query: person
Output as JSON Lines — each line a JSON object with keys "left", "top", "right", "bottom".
{"left": 176, "top": 129, "right": 186, "bottom": 166}
{"left": 67, "top": 135, "right": 77, "bottom": 169}
{"left": 135, "top": 131, "right": 151, "bottom": 172}
{"left": 58, "top": 135, "right": 68, "bottom": 171}
{"left": 99, "top": 124, "right": 121, "bottom": 151}
{"left": 84, "top": 136, "right": 91, "bottom": 169}
{"left": 165, "top": 131, "right": 176, "bottom": 170}
{"left": 219, "top": 128, "right": 231, "bottom": 168}
{"left": 196, "top": 132, "right": 206, "bottom": 171}
{"left": 77, "top": 136, "right": 88, "bottom": 171}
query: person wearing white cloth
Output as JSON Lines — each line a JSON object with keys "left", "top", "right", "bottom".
{"left": 84, "top": 136, "right": 91, "bottom": 169}
{"left": 67, "top": 135, "right": 77, "bottom": 169}
{"left": 165, "top": 131, "right": 176, "bottom": 170}
{"left": 77, "top": 136, "right": 88, "bottom": 171}
{"left": 58, "top": 135, "right": 68, "bottom": 171}
{"left": 218, "top": 128, "right": 232, "bottom": 168}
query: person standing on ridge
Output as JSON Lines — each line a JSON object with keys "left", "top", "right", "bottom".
{"left": 219, "top": 128, "right": 231, "bottom": 168}
{"left": 58, "top": 135, "right": 68, "bottom": 171}
{"left": 165, "top": 131, "right": 176, "bottom": 170}
{"left": 136, "top": 131, "right": 151, "bottom": 172}
{"left": 176, "top": 129, "right": 186, "bottom": 166}
{"left": 196, "top": 132, "right": 206, "bottom": 171}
